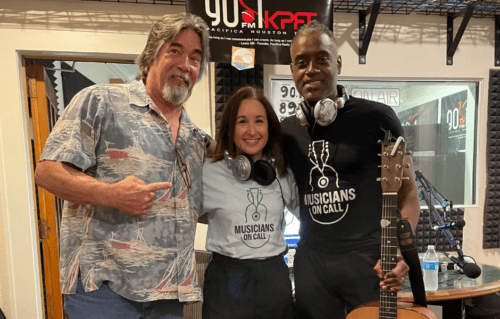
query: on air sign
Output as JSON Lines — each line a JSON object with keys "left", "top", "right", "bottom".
{"left": 351, "top": 88, "right": 400, "bottom": 107}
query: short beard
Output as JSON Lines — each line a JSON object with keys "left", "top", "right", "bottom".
{"left": 163, "top": 83, "right": 192, "bottom": 106}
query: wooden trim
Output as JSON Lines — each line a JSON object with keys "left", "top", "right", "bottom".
{"left": 20, "top": 58, "right": 48, "bottom": 319}
{"left": 26, "top": 60, "right": 64, "bottom": 319}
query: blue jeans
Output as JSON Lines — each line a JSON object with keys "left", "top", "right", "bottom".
{"left": 64, "top": 277, "right": 184, "bottom": 319}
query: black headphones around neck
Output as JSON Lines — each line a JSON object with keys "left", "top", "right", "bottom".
{"left": 295, "top": 85, "right": 349, "bottom": 127}
{"left": 224, "top": 151, "right": 276, "bottom": 186}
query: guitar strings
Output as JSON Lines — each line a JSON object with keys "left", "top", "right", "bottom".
{"left": 381, "top": 194, "right": 398, "bottom": 317}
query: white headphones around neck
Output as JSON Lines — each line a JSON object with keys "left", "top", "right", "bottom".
{"left": 295, "top": 85, "right": 349, "bottom": 127}
{"left": 224, "top": 151, "right": 276, "bottom": 186}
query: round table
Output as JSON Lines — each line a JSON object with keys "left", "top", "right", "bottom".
{"left": 398, "top": 264, "right": 500, "bottom": 319}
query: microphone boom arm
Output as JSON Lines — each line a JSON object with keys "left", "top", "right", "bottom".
{"left": 414, "top": 170, "right": 458, "bottom": 247}
{"left": 415, "top": 170, "right": 481, "bottom": 278}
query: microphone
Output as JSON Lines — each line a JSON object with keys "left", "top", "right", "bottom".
{"left": 432, "top": 219, "right": 465, "bottom": 230}
{"left": 443, "top": 252, "right": 482, "bottom": 279}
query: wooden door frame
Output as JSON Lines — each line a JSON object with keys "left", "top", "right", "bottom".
{"left": 27, "top": 59, "right": 63, "bottom": 319}
{"left": 21, "top": 52, "right": 136, "bottom": 319}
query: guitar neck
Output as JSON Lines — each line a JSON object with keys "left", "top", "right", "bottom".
{"left": 344, "top": 135, "right": 431, "bottom": 319}
{"left": 380, "top": 193, "right": 398, "bottom": 318}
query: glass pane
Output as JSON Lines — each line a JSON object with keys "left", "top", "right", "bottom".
{"left": 340, "top": 79, "right": 478, "bottom": 206}
{"left": 269, "top": 77, "right": 479, "bottom": 206}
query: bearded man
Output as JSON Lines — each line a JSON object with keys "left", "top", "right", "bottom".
{"left": 35, "top": 13, "right": 211, "bottom": 319}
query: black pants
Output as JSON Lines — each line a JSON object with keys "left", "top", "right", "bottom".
{"left": 202, "top": 252, "right": 295, "bottom": 319}
{"left": 294, "top": 244, "right": 380, "bottom": 319}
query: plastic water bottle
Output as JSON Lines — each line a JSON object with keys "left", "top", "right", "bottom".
{"left": 422, "top": 245, "right": 439, "bottom": 291}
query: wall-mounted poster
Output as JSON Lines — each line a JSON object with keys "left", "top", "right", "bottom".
{"left": 441, "top": 90, "right": 468, "bottom": 152}
{"left": 186, "top": 0, "right": 333, "bottom": 65}
{"left": 437, "top": 90, "right": 468, "bottom": 204}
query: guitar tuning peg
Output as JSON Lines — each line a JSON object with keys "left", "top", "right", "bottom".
{"left": 378, "top": 153, "right": 382, "bottom": 157}
{"left": 377, "top": 140, "right": 382, "bottom": 145}
{"left": 402, "top": 177, "right": 409, "bottom": 180}
{"left": 406, "top": 151, "right": 412, "bottom": 156}
{"left": 376, "top": 177, "right": 381, "bottom": 182}
{"left": 404, "top": 163, "right": 411, "bottom": 168}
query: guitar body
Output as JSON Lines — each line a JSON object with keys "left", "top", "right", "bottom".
{"left": 346, "top": 301, "right": 438, "bottom": 319}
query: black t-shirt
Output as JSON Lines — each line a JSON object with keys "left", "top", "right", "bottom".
{"left": 282, "top": 96, "right": 404, "bottom": 253}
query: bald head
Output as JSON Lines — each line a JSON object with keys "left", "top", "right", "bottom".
{"left": 290, "top": 24, "right": 342, "bottom": 104}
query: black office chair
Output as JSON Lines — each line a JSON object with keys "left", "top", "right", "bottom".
{"left": 465, "top": 292, "right": 500, "bottom": 319}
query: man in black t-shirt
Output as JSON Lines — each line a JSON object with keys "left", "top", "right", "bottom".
{"left": 281, "top": 20, "right": 421, "bottom": 319}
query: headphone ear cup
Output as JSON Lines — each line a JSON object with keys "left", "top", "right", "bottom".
{"left": 314, "top": 98, "right": 337, "bottom": 126}
{"left": 295, "top": 101, "right": 311, "bottom": 127}
{"left": 231, "top": 154, "right": 255, "bottom": 182}
{"left": 253, "top": 160, "right": 276, "bottom": 186}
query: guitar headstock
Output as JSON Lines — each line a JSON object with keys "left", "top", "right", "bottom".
{"left": 380, "top": 131, "right": 408, "bottom": 193}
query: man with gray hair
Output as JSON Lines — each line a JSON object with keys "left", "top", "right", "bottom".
{"left": 35, "top": 13, "right": 210, "bottom": 319}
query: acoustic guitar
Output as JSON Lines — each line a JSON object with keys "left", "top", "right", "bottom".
{"left": 346, "top": 133, "right": 436, "bottom": 319}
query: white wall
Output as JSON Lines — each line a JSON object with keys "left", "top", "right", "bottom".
{"left": 1, "top": 1, "right": 499, "bottom": 318}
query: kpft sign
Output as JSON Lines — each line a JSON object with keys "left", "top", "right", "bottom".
{"left": 205, "top": 0, "right": 317, "bottom": 29}
{"left": 351, "top": 88, "right": 400, "bottom": 107}
{"left": 186, "top": 0, "right": 333, "bottom": 65}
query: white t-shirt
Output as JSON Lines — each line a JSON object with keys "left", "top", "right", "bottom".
{"left": 202, "top": 159, "right": 299, "bottom": 259}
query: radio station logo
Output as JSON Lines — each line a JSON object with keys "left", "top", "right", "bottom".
{"left": 205, "top": 0, "right": 317, "bottom": 31}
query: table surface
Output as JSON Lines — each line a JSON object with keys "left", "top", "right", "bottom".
{"left": 398, "top": 264, "right": 500, "bottom": 302}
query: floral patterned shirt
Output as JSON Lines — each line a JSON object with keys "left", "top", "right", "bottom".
{"left": 40, "top": 80, "right": 205, "bottom": 302}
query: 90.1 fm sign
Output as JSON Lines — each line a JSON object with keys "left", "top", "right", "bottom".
{"left": 269, "top": 77, "right": 302, "bottom": 122}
